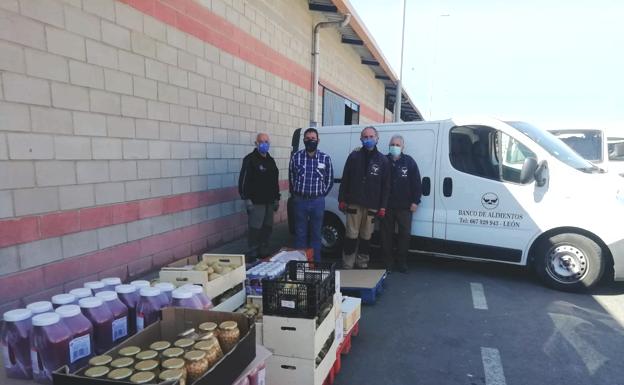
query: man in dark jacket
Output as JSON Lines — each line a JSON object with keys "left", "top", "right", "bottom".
{"left": 381, "top": 134, "right": 422, "bottom": 273}
{"left": 238, "top": 132, "right": 280, "bottom": 262}
{"left": 338, "top": 126, "right": 390, "bottom": 269}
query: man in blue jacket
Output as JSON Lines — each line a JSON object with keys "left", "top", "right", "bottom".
{"left": 381, "top": 134, "right": 422, "bottom": 273}
{"left": 338, "top": 126, "right": 390, "bottom": 269}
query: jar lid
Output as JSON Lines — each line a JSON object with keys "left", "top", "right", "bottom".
{"left": 101, "top": 277, "right": 122, "bottom": 286}
{"left": 78, "top": 297, "right": 103, "bottom": 309}
{"left": 198, "top": 322, "right": 218, "bottom": 332}
{"left": 107, "top": 368, "right": 133, "bottom": 380}
{"left": 134, "top": 359, "right": 158, "bottom": 372}
{"left": 149, "top": 340, "right": 171, "bottom": 351}
{"left": 55, "top": 304, "right": 81, "bottom": 318}
{"left": 135, "top": 350, "right": 158, "bottom": 361}
{"left": 139, "top": 287, "right": 161, "bottom": 297}
{"left": 51, "top": 293, "right": 76, "bottom": 306}
{"left": 159, "top": 369, "right": 184, "bottom": 381}
{"left": 111, "top": 357, "right": 134, "bottom": 368}
{"left": 181, "top": 284, "right": 203, "bottom": 294}
{"left": 162, "top": 358, "right": 185, "bottom": 370}
{"left": 184, "top": 350, "right": 207, "bottom": 361}
{"left": 26, "top": 301, "right": 53, "bottom": 314}
{"left": 131, "top": 280, "right": 151, "bottom": 289}
{"left": 197, "top": 332, "right": 216, "bottom": 341}
{"left": 118, "top": 346, "right": 141, "bottom": 357}
{"left": 84, "top": 366, "right": 110, "bottom": 378}
{"left": 95, "top": 290, "right": 119, "bottom": 302}
{"left": 32, "top": 312, "right": 60, "bottom": 326}
{"left": 130, "top": 371, "right": 155, "bottom": 384}
{"left": 69, "top": 287, "right": 92, "bottom": 299}
{"left": 177, "top": 328, "right": 197, "bottom": 339}
{"left": 115, "top": 284, "right": 137, "bottom": 294}
{"left": 219, "top": 320, "right": 238, "bottom": 330}
{"left": 84, "top": 281, "right": 105, "bottom": 290}
{"left": 3, "top": 308, "right": 32, "bottom": 322}
{"left": 154, "top": 282, "right": 175, "bottom": 292}
{"left": 162, "top": 347, "right": 184, "bottom": 358}
{"left": 89, "top": 354, "right": 113, "bottom": 366}
{"left": 171, "top": 288, "right": 193, "bottom": 299}
{"left": 174, "top": 338, "right": 194, "bottom": 349}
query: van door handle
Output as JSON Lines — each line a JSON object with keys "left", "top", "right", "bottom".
{"left": 422, "top": 177, "right": 431, "bottom": 196}
{"left": 443, "top": 177, "right": 453, "bottom": 197}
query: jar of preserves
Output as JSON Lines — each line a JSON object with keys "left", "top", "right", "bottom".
{"left": 78, "top": 297, "right": 115, "bottom": 354}
{"left": 135, "top": 350, "right": 158, "bottom": 361}
{"left": 177, "top": 328, "right": 199, "bottom": 341}
{"left": 84, "top": 366, "right": 110, "bottom": 379}
{"left": 30, "top": 312, "right": 71, "bottom": 384}
{"left": 162, "top": 347, "right": 185, "bottom": 359}
{"left": 159, "top": 369, "right": 186, "bottom": 385}
{"left": 26, "top": 301, "right": 53, "bottom": 315}
{"left": 198, "top": 322, "right": 219, "bottom": 338}
{"left": 118, "top": 346, "right": 141, "bottom": 358}
{"left": 218, "top": 321, "right": 240, "bottom": 353}
{"left": 55, "top": 305, "right": 94, "bottom": 372}
{"left": 110, "top": 356, "right": 134, "bottom": 369}
{"left": 153, "top": 282, "right": 175, "bottom": 307}
{"left": 115, "top": 284, "right": 139, "bottom": 336}
{"left": 136, "top": 288, "right": 162, "bottom": 331}
{"left": 149, "top": 340, "right": 171, "bottom": 356}
{"left": 184, "top": 350, "right": 209, "bottom": 382}
{"left": 162, "top": 357, "right": 186, "bottom": 380}
{"left": 69, "top": 288, "right": 92, "bottom": 301}
{"left": 193, "top": 339, "right": 221, "bottom": 367}
{"left": 84, "top": 281, "right": 107, "bottom": 294}
{"left": 134, "top": 359, "right": 158, "bottom": 373}
{"left": 89, "top": 354, "right": 112, "bottom": 367}
{"left": 51, "top": 294, "right": 77, "bottom": 309}
{"left": 174, "top": 338, "right": 195, "bottom": 350}
{"left": 1, "top": 308, "right": 33, "bottom": 379}
{"left": 171, "top": 289, "right": 203, "bottom": 310}
{"left": 180, "top": 285, "right": 213, "bottom": 310}
{"left": 95, "top": 291, "right": 129, "bottom": 343}
{"left": 107, "top": 367, "right": 133, "bottom": 381}
{"left": 130, "top": 371, "right": 156, "bottom": 384}
{"left": 100, "top": 277, "right": 122, "bottom": 291}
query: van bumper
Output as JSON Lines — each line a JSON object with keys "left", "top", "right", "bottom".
{"left": 609, "top": 238, "right": 624, "bottom": 281}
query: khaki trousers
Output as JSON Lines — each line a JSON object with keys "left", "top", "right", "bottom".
{"left": 342, "top": 204, "right": 376, "bottom": 269}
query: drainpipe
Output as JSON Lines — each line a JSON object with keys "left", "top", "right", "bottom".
{"left": 310, "top": 14, "right": 351, "bottom": 127}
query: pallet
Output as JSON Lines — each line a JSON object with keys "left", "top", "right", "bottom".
{"left": 323, "top": 320, "right": 360, "bottom": 385}
{"left": 340, "top": 271, "right": 386, "bottom": 305}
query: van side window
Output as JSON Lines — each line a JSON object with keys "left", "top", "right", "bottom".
{"left": 450, "top": 126, "right": 536, "bottom": 184}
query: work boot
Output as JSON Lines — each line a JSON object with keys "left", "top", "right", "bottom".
{"left": 342, "top": 252, "right": 356, "bottom": 269}
{"left": 355, "top": 253, "right": 369, "bottom": 269}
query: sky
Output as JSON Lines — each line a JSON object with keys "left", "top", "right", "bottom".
{"left": 350, "top": 0, "right": 624, "bottom": 136}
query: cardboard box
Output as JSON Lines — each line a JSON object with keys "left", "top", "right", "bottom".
{"left": 341, "top": 296, "right": 361, "bottom": 333}
{"left": 159, "top": 254, "right": 246, "bottom": 299}
{"left": 263, "top": 298, "right": 336, "bottom": 359}
{"left": 266, "top": 337, "right": 338, "bottom": 385}
{"left": 53, "top": 308, "right": 256, "bottom": 385}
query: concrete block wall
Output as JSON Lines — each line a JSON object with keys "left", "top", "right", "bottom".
{"left": 0, "top": 0, "right": 390, "bottom": 312}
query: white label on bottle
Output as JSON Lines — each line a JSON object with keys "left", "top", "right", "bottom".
{"left": 257, "top": 368, "right": 266, "bottom": 385}
{"left": 30, "top": 349, "right": 40, "bottom": 375}
{"left": 2, "top": 343, "right": 12, "bottom": 368}
{"left": 69, "top": 334, "right": 91, "bottom": 364}
{"left": 280, "top": 300, "right": 295, "bottom": 309}
{"left": 112, "top": 316, "right": 128, "bottom": 341}
{"left": 136, "top": 314, "right": 144, "bottom": 331}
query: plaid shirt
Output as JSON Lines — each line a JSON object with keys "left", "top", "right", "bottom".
{"left": 289, "top": 149, "right": 334, "bottom": 198}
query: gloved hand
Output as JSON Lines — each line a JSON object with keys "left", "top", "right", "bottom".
{"left": 377, "top": 208, "right": 386, "bottom": 218}
{"left": 339, "top": 202, "right": 347, "bottom": 212}
{"left": 245, "top": 199, "right": 253, "bottom": 213}
{"left": 273, "top": 200, "right": 280, "bottom": 212}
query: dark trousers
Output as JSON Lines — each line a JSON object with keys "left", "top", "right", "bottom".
{"left": 380, "top": 208, "right": 412, "bottom": 270}
{"left": 293, "top": 196, "right": 325, "bottom": 262}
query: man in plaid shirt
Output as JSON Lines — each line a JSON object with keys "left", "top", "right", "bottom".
{"left": 289, "top": 128, "right": 334, "bottom": 261}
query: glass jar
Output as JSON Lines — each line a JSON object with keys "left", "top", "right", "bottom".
{"left": 55, "top": 305, "right": 94, "bottom": 372}
{"left": 218, "top": 321, "right": 240, "bottom": 353}
{"left": 110, "top": 357, "right": 134, "bottom": 369}
{"left": 171, "top": 289, "right": 203, "bottom": 310}
{"left": 100, "top": 277, "right": 122, "bottom": 291}
{"left": 180, "top": 285, "right": 213, "bottom": 310}
{"left": 107, "top": 367, "right": 133, "bottom": 380}
{"left": 159, "top": 369, "right": 186, "bottom": 385}
{"left": 154, "top": 282, "right": 175, "bottom": 308}
{"left": 184, "top": 350, "right": 209, "bottom": 383}
{"left": 84, "top": 281, "right": 106, "bottom": 294}
{"left": 130, "top": 371, "right": 156, "bottom": 384}
{"left": 95, "top": 291, "right": 129, "bottom": 343}
{"left": 51, "top": 294, "right": 77, "bottom": 309}
{"left": 84, "top": 366, "right": 110, "bottom": 378}
{"left": 162, "top": 347, "right": 185, "bottom": 359}
{"left": 174, "top": 338, "right": 195, "bottom": 351}
{"left": 135, "top": 350, "right": 158, "bottom": 361}
{"left": 193, "top": 339, "right": 221, "bottom": 368}
{"left": 130, "top": 280, "right": 150, "bottom": 290}
{"left": 69, "top": 288, "right": 92, "bottom": 300}
{"left": 26, "top": 301, "right": 53, "bottom": 315}
{"left": 134, "top": 359, "right": 158, "bottom": 373}
{"left": 30, "top": 312, "right": 71, "bottom": 384}
{"left": 149, "top": 340, "right": 171, "bottom": 357}
{"left": 177, "top": 328, "right": 199, "bottom": 341}
{"left": 118, "top": 346, "right": 141, "bottom": 358}
{"left": 162, "top": 358, "right": 186, "bottom": 379}
{"left": 136, "top": 288, "right": 162, "bottom": 331}
{"left": 88, "top": 354, "right": 112, "bottom": 367}
{"left": 115, "top": 284, "right": 139, "bottom": 336}
{"left": 79, "top": 297, "right": 115, "bottom": 354}
{"left": 198, "top": 322, "right": 219, "bottom": 339}
{"left": 1, "top": 308, "right": 33, "bottom": 379}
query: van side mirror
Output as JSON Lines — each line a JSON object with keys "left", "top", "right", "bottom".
{"left": 534, "top": 160, "right": 548, "bottom": 187}
{"left": 520, "top": 157, "right": 538, "bottom": 184}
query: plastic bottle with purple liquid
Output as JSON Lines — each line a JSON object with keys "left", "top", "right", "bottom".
{"left": 171, "top": 288, "right": 203, "bottom": 310}
{"left": 78, "top": 297, "right": 115, "bottom": 355}
{"left": 136, "top": 287, "right": 162, "bottom": 331}
{"left": 51, "top": 294, "right": 77, "bottom": 309}
{"left": 30, "top": 312, "right": 71, "bottom": 384}
{"left": 181, "top": 284, "right": 213, "bottom": 310}
{"left": 115, "top": 284, "right": 139, "bottom": 336}
{"left": 26, "top": 301, "right": 53, "bottom": 315}
{"left": 95, "top": 291, "right": 129, "bottom": 343}
{"left": 153, "top": 282, "right": 175, "bottom": 308}
{"left": 55, "top": 305, "right": 93, "bottom": 372}
{"left": 1, "top": 308, "right": 33, "bottom": 379}
{"left": 100, "top": 277, "right": 122, "bottom": 291}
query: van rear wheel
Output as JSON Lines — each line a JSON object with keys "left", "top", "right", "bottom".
{"left": 535, "top": 233, "right": 604, "bottom": 291}
{"left": 321, "top": 214, "right": 344, "bottom": 257}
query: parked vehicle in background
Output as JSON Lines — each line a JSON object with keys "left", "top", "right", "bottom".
{"left": 549, "top": 129, "right": 624, "bottom": 176}
{"left": 289, "top": 118, "right": 624, "bottom": 291}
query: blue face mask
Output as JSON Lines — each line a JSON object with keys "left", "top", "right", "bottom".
{"left": 361, "top": 138, "right": 376, "bottom": 150}
{"left": 389, "top": 145, "right": 402, "bottom": 157}
{"left": 258, "top": 142, "right": 270, "bottom": 154}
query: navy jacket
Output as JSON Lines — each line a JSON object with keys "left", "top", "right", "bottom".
{"left": 338, "top": 147, "right": 390, "bottom": 210}
{"left": 386, "top": 153, "right": 422, "bottom": 209}
{"left": 238, "top": 149, "right": 280, "bottom": 204}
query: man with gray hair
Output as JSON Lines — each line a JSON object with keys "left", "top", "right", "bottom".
{"left": 238, "top": 132, "right": 280, "bottom": 263}
{"left": 380, "top": 134, "right": 422, "bottom": 273}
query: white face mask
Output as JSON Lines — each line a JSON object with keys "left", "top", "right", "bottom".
{"left": 389, "top": 145, "right": 402, "bottom": 157}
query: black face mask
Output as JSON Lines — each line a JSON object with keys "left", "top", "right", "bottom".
{"left": 304, "top": 140, "right": 318, "bottom": 152}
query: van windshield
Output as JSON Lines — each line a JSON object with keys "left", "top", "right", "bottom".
{"left": 505, "top": 121, "right": 603, "bottom": 173}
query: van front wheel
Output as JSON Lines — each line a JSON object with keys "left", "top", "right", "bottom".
{"left": 321, "top": 214, "right": 344, "bottom": 257}
{"left": 535, "top": 233, "right": 604, "bottom": 291}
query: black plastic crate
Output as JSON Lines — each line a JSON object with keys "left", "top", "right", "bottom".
{"left": 262, "top": 261, "right": 335, "bottom": 319}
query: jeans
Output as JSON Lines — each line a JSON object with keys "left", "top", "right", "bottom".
{"left": 293, "top": 196, "right": 325, "bottom": 262}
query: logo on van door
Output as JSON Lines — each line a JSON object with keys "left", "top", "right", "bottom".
{"left": 481, "top": 193, "right": 499, "bottom": 209}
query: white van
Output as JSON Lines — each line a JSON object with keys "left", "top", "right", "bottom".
{"left": 289, "top": 118, "right": 624, "bottom": 291}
